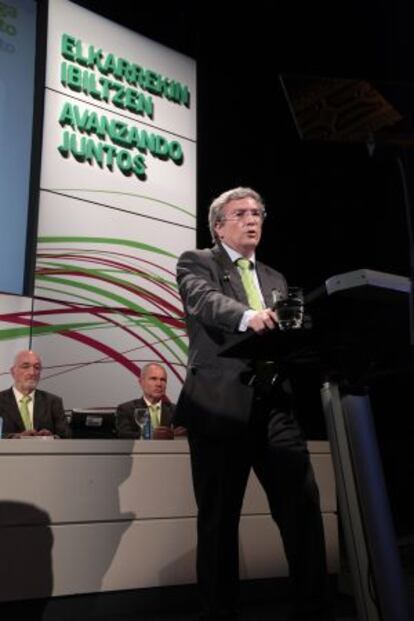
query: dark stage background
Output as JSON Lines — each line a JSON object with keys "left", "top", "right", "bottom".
{"left": 72, "top": 0, "right": 414, "bottom": 537}
{"left": 73, "top": 1, "right": 413, "bottom": 282}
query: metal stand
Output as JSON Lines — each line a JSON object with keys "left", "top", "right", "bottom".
{"left": 321, "top": 382, "right": 412, "bottom": 621}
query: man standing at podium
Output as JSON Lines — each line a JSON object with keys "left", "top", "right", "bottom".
{"left": 175, "top": 187, "right": 332, "bottom": 621}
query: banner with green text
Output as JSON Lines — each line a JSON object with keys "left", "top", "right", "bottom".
{"left": 0, "top": 0, "right": 196, "bottom": 408}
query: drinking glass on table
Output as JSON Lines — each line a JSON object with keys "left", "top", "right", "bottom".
{"left": 273, "top": 286, "right": 304, "bottom": 330}
{"left": 133, "top": 407, "right": 151, "bottom": 439}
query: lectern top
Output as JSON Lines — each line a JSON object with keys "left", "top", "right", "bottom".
{"left": 306, "top": 268, "right": 411, "bottom": 304}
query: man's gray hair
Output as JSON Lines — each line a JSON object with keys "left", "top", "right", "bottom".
{"left": 140, "top": 362, "right": 166, "bottom": 378}
{"left": 208, "top": 187, "right": 265, "bottom": 242}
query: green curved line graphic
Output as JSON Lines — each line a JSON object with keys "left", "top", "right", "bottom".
{"left": 36, "top": 283, "right": 188, "bottom": 355}
{"left": 37, "top": 237, "right": 178, "bottom": 259}
{"left": 0, "top": 326, "right": 32, "bottom": 341}
{"left": 37, "top": 260, "right": 178, "bottom": 290}
{"left": 37, "top": 261, "right": 177, "bottom": 296}
{"left": 35, "top": 274, "right": 188, "bottom": 359}
{"left": 49, "top": 189, "right": 196, "bottom": 219}
{"left": 0, "top": 321, "right": 100, "bottom": 341}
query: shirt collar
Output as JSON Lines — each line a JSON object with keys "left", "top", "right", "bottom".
{"left": 143, "top": 398, "right": 161, "bottom": 409}
{"left": 13, "top": 387, "right": 35, "bottom": 403}
{"left": 221, "top": 242, "right": 256, "bottom": 267}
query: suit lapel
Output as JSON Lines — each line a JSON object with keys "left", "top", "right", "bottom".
{"left": 257, "top": 262, "right": 287, "bottom": 308}
{"left": 211, "top": 245, "right": 249, "bottom": 305}
{"left": 5, "top": 388, "right": 23, "bottom": 427}
{"left": 257, "top": 262, "right": 274, "bottom": 308}
{"left": 33, "top": 390, "right": 44, "bottom": 430}
{"left": 160, "top": 403, "right": 170, "bottom": 426}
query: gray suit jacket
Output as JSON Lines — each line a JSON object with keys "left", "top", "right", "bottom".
{"left": 0, "top": 387, "right": 69, "bottom": 438}
{"left": 175, "top": 244, "right": 288, "bottom": 435}
{"left": 116, "top": 396, "right": 175, "bottom": 438}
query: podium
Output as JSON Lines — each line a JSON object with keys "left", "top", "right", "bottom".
{"left": 221, "top": 269, "right": 413, "bottom": 621}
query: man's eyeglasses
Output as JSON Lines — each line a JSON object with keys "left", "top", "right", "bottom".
{"left": 220, "top": 208, "right": 267, "bottom": 222}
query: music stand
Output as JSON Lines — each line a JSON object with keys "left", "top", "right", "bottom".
{"left": 278, "top": 73, "right": 414, "bottom": 347}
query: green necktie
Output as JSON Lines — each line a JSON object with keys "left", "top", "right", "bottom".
{"left": 149, "top": 404, "right": 160, "bottom": 428}
{"left": 19, "top": 395, "right": 33, "bottom": 431}
{"left": 236, "top": 258, "right": 263, "bottom": 311}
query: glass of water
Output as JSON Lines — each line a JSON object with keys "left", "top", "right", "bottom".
{"left": 273, "top": 286, "right": 304, "bottom": 330}
{"left": 133, "top": 407, "right": 150, "bottom": 439}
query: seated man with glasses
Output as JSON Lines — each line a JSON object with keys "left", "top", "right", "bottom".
{"left": 0, "top": 350, "right": 69, "bottom": 438}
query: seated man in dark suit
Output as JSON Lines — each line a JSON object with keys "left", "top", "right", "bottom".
{"left": 116, "top": 363, "right": 180, "bottom": 439}
{"left": 0, "top": 350, "right": 69, "bottom": 438}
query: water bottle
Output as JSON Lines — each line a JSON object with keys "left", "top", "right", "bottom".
{"left": 142, "top": 410, "right": 152, "bottom": 439}
{"left": 0, "top": 416, "right": 3, "bottom": 439}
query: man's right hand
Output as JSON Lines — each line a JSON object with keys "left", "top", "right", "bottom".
{"left": 9, "top": 430, "right": 38, "bottom": 438}
{"left": 247, "top": 308, "right": 278, "bottom": 333}
{"left": 152, "top": 425, "right": 174, "bottom": 440}
{"left": 8, "top": 429, "right": 55, "bottom": 439}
